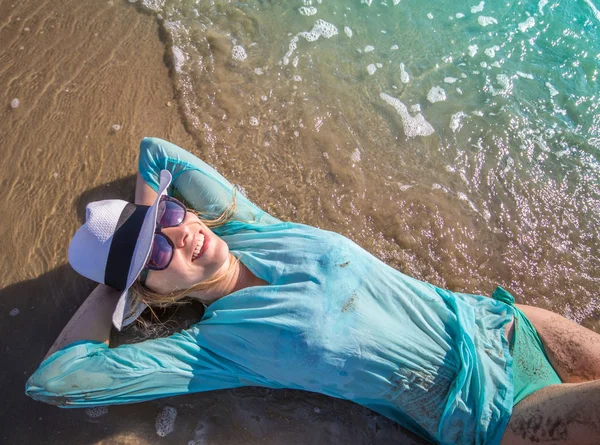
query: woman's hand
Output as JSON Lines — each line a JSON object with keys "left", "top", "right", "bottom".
{"left": 44, "top": 284, "right": 121, "bottom": 360}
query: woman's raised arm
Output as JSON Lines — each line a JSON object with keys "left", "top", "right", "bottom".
{"left": 42, "top": 285, "right": 120, "bottom": 360}
{"left": 135, "top": 171, "right": 158, "bottom": 206}
{"left": 26, "top": 312, "right": 248, "bottom": 407}
{"left": 138, "top": 137, "right": 281, "bottom": 225}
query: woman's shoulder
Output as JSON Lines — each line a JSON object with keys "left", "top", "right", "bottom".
{"left": 219, "top": 219, "right": 345, "bottom": 242}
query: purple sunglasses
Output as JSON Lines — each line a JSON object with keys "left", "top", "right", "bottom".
{"left": 139, "top": 195, "right": 187, "bottom": 284}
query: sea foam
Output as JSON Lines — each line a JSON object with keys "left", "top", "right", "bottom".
{"left": 299, "top": 20, "right": 338, "bottom": 41}
{"left": 299, "top": 6, "right": 317, "bottom": 16}
{"left": 232, "top": 45, "right": 247, "bottom": 62}
{"left": 517, "top": 71, "right": 534, "bottom": 79}
{"left": 546, "top": 82, "right": 559, "bottom": 97}
{"left": 399, "top": 63, "right": 410, "bottom": 83}
{"left": 141, "top": 0, "right": 165, "bottom": 11}
{"left": 471, "top": 1, "right": 485, "bottom": 13}
{"left": 583, "top": 0, "right": 600, "bottom": 22}
{"left": 85, "top": 407, "right": 109, "bottom": 418}
{"left": 518, "top": 17, "right": 535, "bottom": 32}
{"left": 172, "top": 45, "right": 186, "bottom": 72}
{"left": 484, "top": 45, "right": 500, "bottom": 58}
{"left": 380, "top": 93, "right": 434, "bottom": 138}
{"left": 283, "top": 20, "right": 338, "bottom": 65}
{"left": 427, "top": 86, "right": 447, "bottom": 103}
{"left": 155, "top": 406, "right": 177, "bottom": 437}
{"left": 478, "top": 16, "right": 498, "bottom": 27}
{"left": 450, "top": 112, "right": 467, "bottom": 133}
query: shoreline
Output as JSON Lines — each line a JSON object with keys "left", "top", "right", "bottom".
{"left": 0, "top": 0, "right": 194, "bottom": 289}
{"left": 1, "top": 2, "right": 421, "bottom": 444}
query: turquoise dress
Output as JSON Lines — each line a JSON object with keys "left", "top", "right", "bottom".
{"left": 26, "top": 138, "right": 515, "bottom": 445}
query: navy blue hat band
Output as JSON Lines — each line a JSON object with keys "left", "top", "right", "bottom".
{"left": 105, "top": 204, "right": 150, "bottom": 291}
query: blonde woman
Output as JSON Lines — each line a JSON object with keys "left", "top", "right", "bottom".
{"left": 26, "top": 138, "right": 600, "bottom": 444}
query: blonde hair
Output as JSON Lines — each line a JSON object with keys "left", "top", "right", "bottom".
{"left": 129, "top": 193, "right": 238, "bottom": 321}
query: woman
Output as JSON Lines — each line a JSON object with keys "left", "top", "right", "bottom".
{"left": 26, "top": 138, "right": 600, "bottom": 444}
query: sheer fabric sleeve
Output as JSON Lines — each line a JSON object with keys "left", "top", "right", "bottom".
{"left": 138, "top": 137, "right": 281, "bottom": 225}
{"left": 25, "top": 331, "right": 246, "bottom": 407}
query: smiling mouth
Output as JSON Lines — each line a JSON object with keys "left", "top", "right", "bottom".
{"left": 192, "top": 232, "right": 206, "bottom": 261}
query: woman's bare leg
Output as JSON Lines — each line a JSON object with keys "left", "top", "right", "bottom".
{"left": 515, "top": 304, "right": 600, "bottom": 383}
{"left": 501, "top": 381, "right": 600, "bottom": 444}
{"left": 500, "top": 305, "right": 600, "bottom": 444}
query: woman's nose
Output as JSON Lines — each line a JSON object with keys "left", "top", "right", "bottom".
{"left": 162, "top": 222, "right": 192, "bottom": 249}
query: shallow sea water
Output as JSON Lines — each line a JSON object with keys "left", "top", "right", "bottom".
{"left": 133, "top": 0, "right": 600, "bottom": 324}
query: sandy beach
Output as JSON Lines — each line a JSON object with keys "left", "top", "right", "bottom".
{"left": 0, "top": 0, "right": 194, "bottom": 443}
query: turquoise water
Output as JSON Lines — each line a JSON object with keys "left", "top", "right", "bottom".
{"left": 134, "top": 0, "right": 600, "bottom": 322}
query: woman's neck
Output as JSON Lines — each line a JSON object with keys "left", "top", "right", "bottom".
{"left": 189, "top": 254, "right": 267, "bottom": 305}
{"left": 232, "top": 260, "right": 268, "bottom": 292}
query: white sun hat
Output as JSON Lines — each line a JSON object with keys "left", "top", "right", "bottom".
{"left": 68, "top": 170, "right": 172, "bottom": 330}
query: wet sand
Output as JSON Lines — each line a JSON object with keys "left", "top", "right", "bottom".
{"left": 0, "top": 0, "right": 426, "bottom": 443}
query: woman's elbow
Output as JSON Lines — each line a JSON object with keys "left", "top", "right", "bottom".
{"left": 25, "top": 375, "right": 78, "bottom": 407}
{"left": 25, "top": 371, "right": 101, "bottom": 408}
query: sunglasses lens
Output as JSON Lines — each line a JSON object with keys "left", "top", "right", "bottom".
{"left": 148, "top": 234, "right": 173, "bottom": 270}
{"left": 158, "top": 198, "right": 186, "bottom": 228}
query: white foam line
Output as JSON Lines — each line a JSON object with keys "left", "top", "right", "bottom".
{"left": 141, "top": 0, "right": 165, "bottom": 11}
{"left": 583, "top": 0, "right": 600, "bottom": 22}
{"left": 283, "top": 20, "right": 338, "bottom": 65}
{"left": 399, "top": 63, "right": 410, "bottom": 83}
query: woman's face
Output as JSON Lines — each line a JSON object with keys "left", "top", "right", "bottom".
{"left": 144, "top": 211, "right": 231, "bottom": 294}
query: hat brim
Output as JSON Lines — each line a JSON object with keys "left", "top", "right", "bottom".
{"left": 112, "top": 170, "right": 172, "bottom": 331}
